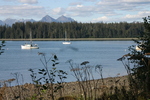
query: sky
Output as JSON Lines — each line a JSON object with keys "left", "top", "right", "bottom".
{"left": 0, "top": 0, "right": 150, "bottom": 23}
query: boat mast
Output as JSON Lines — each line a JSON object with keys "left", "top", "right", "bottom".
{"left": 65, "top": 31, "right": 67, "bottom": 41}
{"left": 30, "top": 31, "right": 32, "bottom": 44}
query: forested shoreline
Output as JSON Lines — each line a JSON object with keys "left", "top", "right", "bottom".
{"left": 0, "top": 21, "right": 144, "bottom": 39}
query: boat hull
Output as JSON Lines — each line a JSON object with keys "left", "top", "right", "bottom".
{"left": 136, "top": 45, "right": 141, "bottom": 51}
{"left": 62, "top": 42, "right": 71, "bottom": 44}
{"left": 21, "top": 44, "right": 39, "bottom": 49}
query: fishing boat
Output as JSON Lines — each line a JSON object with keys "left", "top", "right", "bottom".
{"left": 62, "top": 31, "right": 71, "bottom": 44}
{"left": 21, "top": 31, "right": 39, "bottom": 49}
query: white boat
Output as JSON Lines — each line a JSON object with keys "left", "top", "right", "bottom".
{"left": 21, "top": 44, "right": 39, "bottom": 49}
{"left": 62, "top": 41, "right": 71, "bottom": 44}
{"left": 136, "top": 45, "right": 141, "bottom": 51}
{"left": 62, "top": 31, "right": 71, "bottom": 44}
{"left": 21, "top": 31, "right": 39, "bottom": 49}
{"left": 136, "top": 42, "right": 144, "bottom": 51}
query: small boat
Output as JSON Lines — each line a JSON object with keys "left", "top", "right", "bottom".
{"left": 21, "top": 43, "right": 39, "bottom": 49}
{"left": 136, "top": 45, "right": 141, "bottom": 51}
{"left": 62, "top": 31, "right": 71, "bottom": 44}
{"left": 135, "top": 42, "right": 144, "bottom": 51}
{"left": 21, "top": 31, "right": 39, "bottom": 49}
{"left": 62, "top": 41, "right": 71, "bottom": 44}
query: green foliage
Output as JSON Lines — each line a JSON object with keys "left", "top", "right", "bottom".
{"left": 0, "top": 22, "right": 144, "bottom": 39}
{"left": 118, "top": 16, "right": 150, "bottom": 99}
{"left": 29, "top": 53, "right": 67, "bottom": 100}
{"left": 0, "top": 40, "right": 5, "bottom": 55}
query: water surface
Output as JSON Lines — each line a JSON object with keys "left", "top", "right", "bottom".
{"left": 0, "top": 41, "right": 135, "bottom": 85}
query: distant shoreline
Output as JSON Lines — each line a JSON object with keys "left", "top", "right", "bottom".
{"left": 0, "top": 38, "right": 138, "bottom": 41}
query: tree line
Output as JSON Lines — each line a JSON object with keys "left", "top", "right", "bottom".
{"left": 0, "top": 21, "right": 144, "bottom": 39}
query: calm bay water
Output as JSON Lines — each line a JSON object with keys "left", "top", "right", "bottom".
{"left": 0, "top": 41, "right": 135, "bottom": 85}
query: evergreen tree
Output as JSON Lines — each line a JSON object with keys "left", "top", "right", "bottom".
{"left": 0, "top": 21, "right": 144, "bottom": 39}
{"left": 118, "top": 16, "right": 150, "bottom": 99}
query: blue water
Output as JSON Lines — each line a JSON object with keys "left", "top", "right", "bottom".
{"left": 0, "top": 41, "right": 135, "bottom": 85}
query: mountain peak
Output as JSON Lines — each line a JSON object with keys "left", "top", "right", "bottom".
{"left": 57, "top": 15, "right": 75, "bottom": 22}
{"left": 0, "top": 15, "right": 75, "bottom": 26}
{"left": 4, "top": 18, "right": 17, "bottom": 26}
{"left": 40, "top": 15, "right": 56, "bottom": 22}
{"left": 0, "top": 20, "right": 4, "bottom": 25}
{"left": 60, "top": 15, "right": 66, "bottom": 17}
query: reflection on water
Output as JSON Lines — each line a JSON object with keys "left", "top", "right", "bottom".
{"left": 60, "top": 46, "right": 79, "bottom": 51}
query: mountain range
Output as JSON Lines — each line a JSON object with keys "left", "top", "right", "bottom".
{"left": 0, "top": 15, "right": 75, "bottom": 26}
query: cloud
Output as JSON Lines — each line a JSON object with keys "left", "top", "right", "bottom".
{"left": 122, "top": 0, "right": 150, "bottom": 3}
{"left": 76, "top": 5, "right": 83, "bottom": 7}
{"left": 67, "top": 5, "right": 96, "bottom": 17}
{"left": 92, "top": 10, "right": 150, "bottom": 23}
{"left": 65, "top": 0, "right": 149, "bottom": 22}
{"left": 92, "top": 16, "right": 109, "bottom": 22}
{"left": 69, "top": 2, "right": 83, "bottom": 6}
{"left": 1, "top": 0, "right": 150, "bottom": 22}
{"left": 97, "top": 0, "right": 133, "bottom": 11}
{"left": 88, "top": 0, "right": 150, "bottom": 22}
{"left": 66, "top": 1, "right": 119, "bottom": 18}
{"left": 52, "top": 7, "right": 65, "bottom": 15}
{"left": 97, "top": 0, "right": 150, "bottom": 11}
{"left": 0, "top": 4, "right": 46, "bottom": 19}
{"left": 17, "top": 0, "right": 38, "bottom": 4}
{"left": 2, "top": 0, "right": 14, "bottom": 1}
{"left": 82, "top": 0, "right": 97, "bottom": 1}
{"left": 123, "top": 11, "right": 150, "bottom": 21}
{"left": 2, "top": 0, "right": 38, "bottom": 4}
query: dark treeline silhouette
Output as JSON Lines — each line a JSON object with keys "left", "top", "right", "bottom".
{"left": 0, "top": 21, "right": 144, "bottom": 39}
